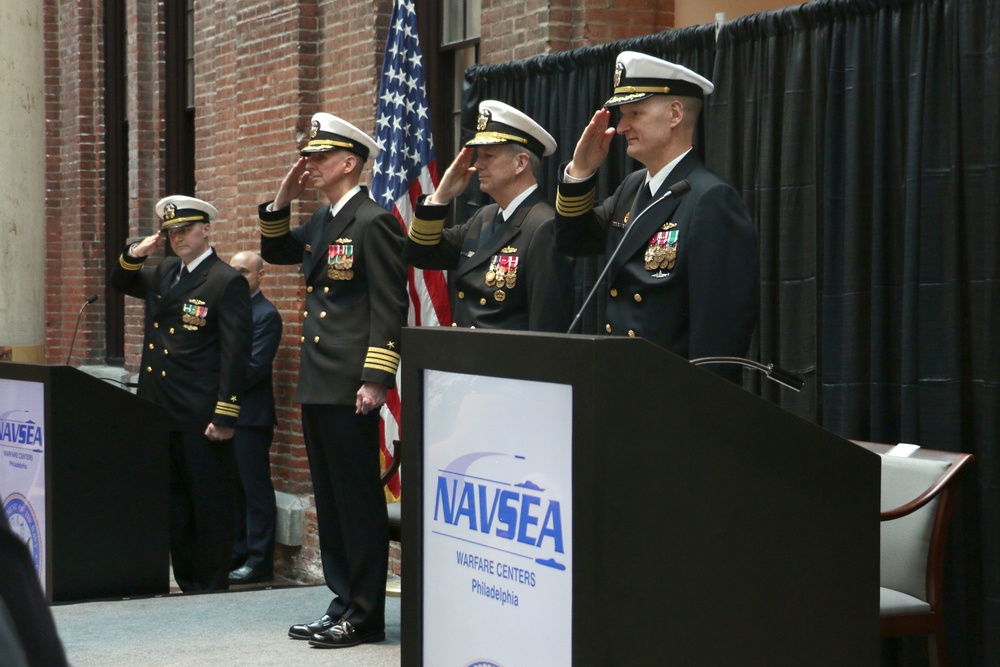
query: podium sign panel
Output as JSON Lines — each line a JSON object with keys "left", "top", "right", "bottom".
{"left": 0, "top": 363, "right": 169, "bottom": 601}
{"left": 402, "top": 328, "right": 879, "bottom": 666}
{"left": 1, "top": 378, "right": 47, "bottom": 589}
{"left": 422, "top": 370, "right": 573, "bottom": 666}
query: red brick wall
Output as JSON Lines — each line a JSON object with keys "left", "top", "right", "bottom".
{"left": 481, "top": 0, "right": 676, "bottom": 63}
{"left": 44, "top": 0, "right": 108, "bottom": 365}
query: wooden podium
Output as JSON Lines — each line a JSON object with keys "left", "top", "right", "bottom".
{"left": 0, "top": 363, "right": 169, "bottom": 602}
{"left": 400, "top": 328, "right": 880, "bottom": 666}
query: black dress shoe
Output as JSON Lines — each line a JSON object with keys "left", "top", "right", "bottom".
{"left": 228, "top": 565, "right": 273, "bottom": 584}
{"left": 288, "top": 615, "right": 337, "bottom": 640}
{"left": 309, "top": 620, "right": 385, "bottom": 649}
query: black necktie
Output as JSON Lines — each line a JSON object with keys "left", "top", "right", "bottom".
{"left": 174, "top": 265, "right": 189, "bottom": 286}
{"left": 633, "top": 182, "right": 653, "bottom": 215}
{"left": 478, "top": 209, "right": 505, "bottom": 251}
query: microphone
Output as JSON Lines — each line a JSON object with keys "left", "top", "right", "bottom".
{"left": 567, "top": 179, "right": 691, "bottom": 334}
{"left": 66, "top": 294, "right": 99, "bottom": 365}
{"left": 689, "top": 356, "right": 805, "bottom": 391}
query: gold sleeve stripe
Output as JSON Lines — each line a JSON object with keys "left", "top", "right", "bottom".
{"left": 366, "top": 360, "right": 400, "bottom": 374}
{"left": 259, "top": 215, "right": 291, "bottom": 238}
{"left": 214, "top": 403, "right": 241, "bottom": 417}
{"left": 365, "top": 347, "right": 402, "bottom": 374}
{"left": 119, "top": 254, "right": 144, "bottom": 271}
{"left": 407, "top": 215, "right": 446, "bottom": 246}
{"left": 556, "top": 189, "right": 597, "bottom": 217}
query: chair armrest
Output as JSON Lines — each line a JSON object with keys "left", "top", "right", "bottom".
{"left": 880, "top": 453, "right": 973, "bottom": 521}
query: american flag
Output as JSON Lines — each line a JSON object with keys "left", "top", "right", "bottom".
{"left": 372, "top": 0, "right": 450, "bottom": 500}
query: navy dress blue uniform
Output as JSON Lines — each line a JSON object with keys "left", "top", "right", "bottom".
{"left": 556, "top": 150, "right": 758, "bottom": 366}
{"left": 404, "top": 189, "right": 573, "bottom": 332}
{"left": 405, "top": 99, "right": 574, "bottom": 333}
{"left": 555, "top": 52, "right": 758, "bottom": 383}
{"left": 260, "top": 113, "right": 407, "bottom": 646}
{"left": 111, "top": 237, "right": 252, "bottom": 591}
{"left": 231, "top": 289, "right": 282, "bottom": 577}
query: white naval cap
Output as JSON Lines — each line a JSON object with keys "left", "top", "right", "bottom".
{"left": 300, "top": 112, "right": 380, "bottom": 161}
{"left": 605, "top": 51, "right": 714, "bottom": 107}
{"left": 155, "top": 195, "right": 218, "bottom": 230}
{"left": 465, "top": 100, "right": 557, "bottom": 158}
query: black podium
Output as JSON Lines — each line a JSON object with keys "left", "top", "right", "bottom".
{"left": 0, "top": 363, "right": 169, "bottom": 602}
{"left": 400, "top": 328, "right": 880, "bottom": 666}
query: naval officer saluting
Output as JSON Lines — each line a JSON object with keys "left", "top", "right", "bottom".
{"left": 111, "top": 195, "right": 252, "bottom": 591}
{"left": 555, "top": 52, "right": 758, "bottom": 382}
{"left": 404, "top": 100, "right": 574, "bottom": 332}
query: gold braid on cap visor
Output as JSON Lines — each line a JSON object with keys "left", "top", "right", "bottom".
{"left": 469, "top": 131, "right": 529, "bottom": 145}
{"left": 161, "top": 215, "right": 207, "bottom": 226}
{"left": 613, "top": 85, "right": 671, "bottom": 94}
{"left": 304, "top": 139, "right": 355, "bottom": 151}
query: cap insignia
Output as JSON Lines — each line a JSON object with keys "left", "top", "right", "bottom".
{"left": 614, "top": 62, "right": 625, "bottom": 88}
{"left": 310, "top": 120, "right": 320, "bottom": 139}
{"left": 476, "top": 109, "right": 492, "bottom": 132}
{"left": 164, "top": 203, "right": 177, "bottom": 220}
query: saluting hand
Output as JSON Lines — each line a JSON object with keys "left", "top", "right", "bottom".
{"left": 272, "top": 156, "right": 311, "bottom": 210}
{"left": 427, "top": 146, "right": 477, "bottom": 206}
{"left": 130, "top": 231, "right": 164, "bottom": 258}
{"left": 566, "top": 108, "right": 616, "bottom": 180}
{"left": 356, "top": 382, "right": 387, "bottom": 415}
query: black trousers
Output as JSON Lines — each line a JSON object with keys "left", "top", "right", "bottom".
{"left": 169, "top": 430, "right": 236, "bottom": 592}
{"left": 232, "top": 425, "right": 276, "bottom": 571}
{"left": 301, "top": 404, "right": 388, "bottom": 631}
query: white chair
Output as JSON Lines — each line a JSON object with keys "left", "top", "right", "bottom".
{"left": 853, "top": 441, "right": 973, "bottom": 667}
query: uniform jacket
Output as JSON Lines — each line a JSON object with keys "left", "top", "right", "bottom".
{"left": 259, "top": 187, "right": 408, "bottom": 405}
{"left": 404, "top": 189, "right": 574, "bottom": 332}
{"left": 555, "top": 150, "right": 758, "bottom": 363}
{"left": 237, "top": 290, "right": 282, "bottom": 428}
{"left": 110, "top": 248, "right": 252, "bottom": 432}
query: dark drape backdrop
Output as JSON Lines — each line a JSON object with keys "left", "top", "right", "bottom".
{"left": 464, "top": 0, "right": 998, "bottom": 663}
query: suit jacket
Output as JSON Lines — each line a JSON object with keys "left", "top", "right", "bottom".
{"left": 259, "top": 187, "right": 408, "bottom": 405}
{"left": 555, "top": 150, "right": 758, "bottom": 364}
{"left": 403, "top": 189, "right": 574, "bottom": 332}
{"left": 110, "top": 248, "right": 252, "bottom": 432}
{"left": 237, "top": 290, "right": 282, "bottom": 428}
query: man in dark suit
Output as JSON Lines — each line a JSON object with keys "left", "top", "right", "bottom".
{"left": 403, "top": 100, "right": 574, "bottom": 331}
{"left": 227, "top": 251, "right": 283, "bottom": 585}
{"left": 556, "top": 52, "right": 758, "bottom": 382}
{"left": 111, "top": 195, "right": 252, "bottom": 592}
{"left": 259, "top": 113, "right": 408, "bottom": 649}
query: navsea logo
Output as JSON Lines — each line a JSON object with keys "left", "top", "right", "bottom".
{"left": 433, "top": 451, "right": 566, "bottom": 571}
{"left": 0, "top": 409, "right": 44, "bottom": 449}
{"left": 465, "top": 661, "right": 505, "bottom": 667}
{"left": 4, "top": 493, "right": 42, "bottom": 574}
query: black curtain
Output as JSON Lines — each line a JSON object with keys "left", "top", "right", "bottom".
{"left": 463, "top": 0, "right": 1000, "bottom": 663}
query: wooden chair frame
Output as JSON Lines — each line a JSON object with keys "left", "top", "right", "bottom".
{"left": 852, "top": 440, "right": 974, "bottom": 667}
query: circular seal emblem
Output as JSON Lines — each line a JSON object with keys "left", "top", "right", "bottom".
{"left": 464, "top": 661, "right": 505, "bottom": 667}
{"left": 4, "top": 493, "right": 42, "bottom": 576}
{"left": 310, "top": 119, "right": 321, "bottom": 138}
{"left": 476, "top": 109, "right": 492, "bottom": 132}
